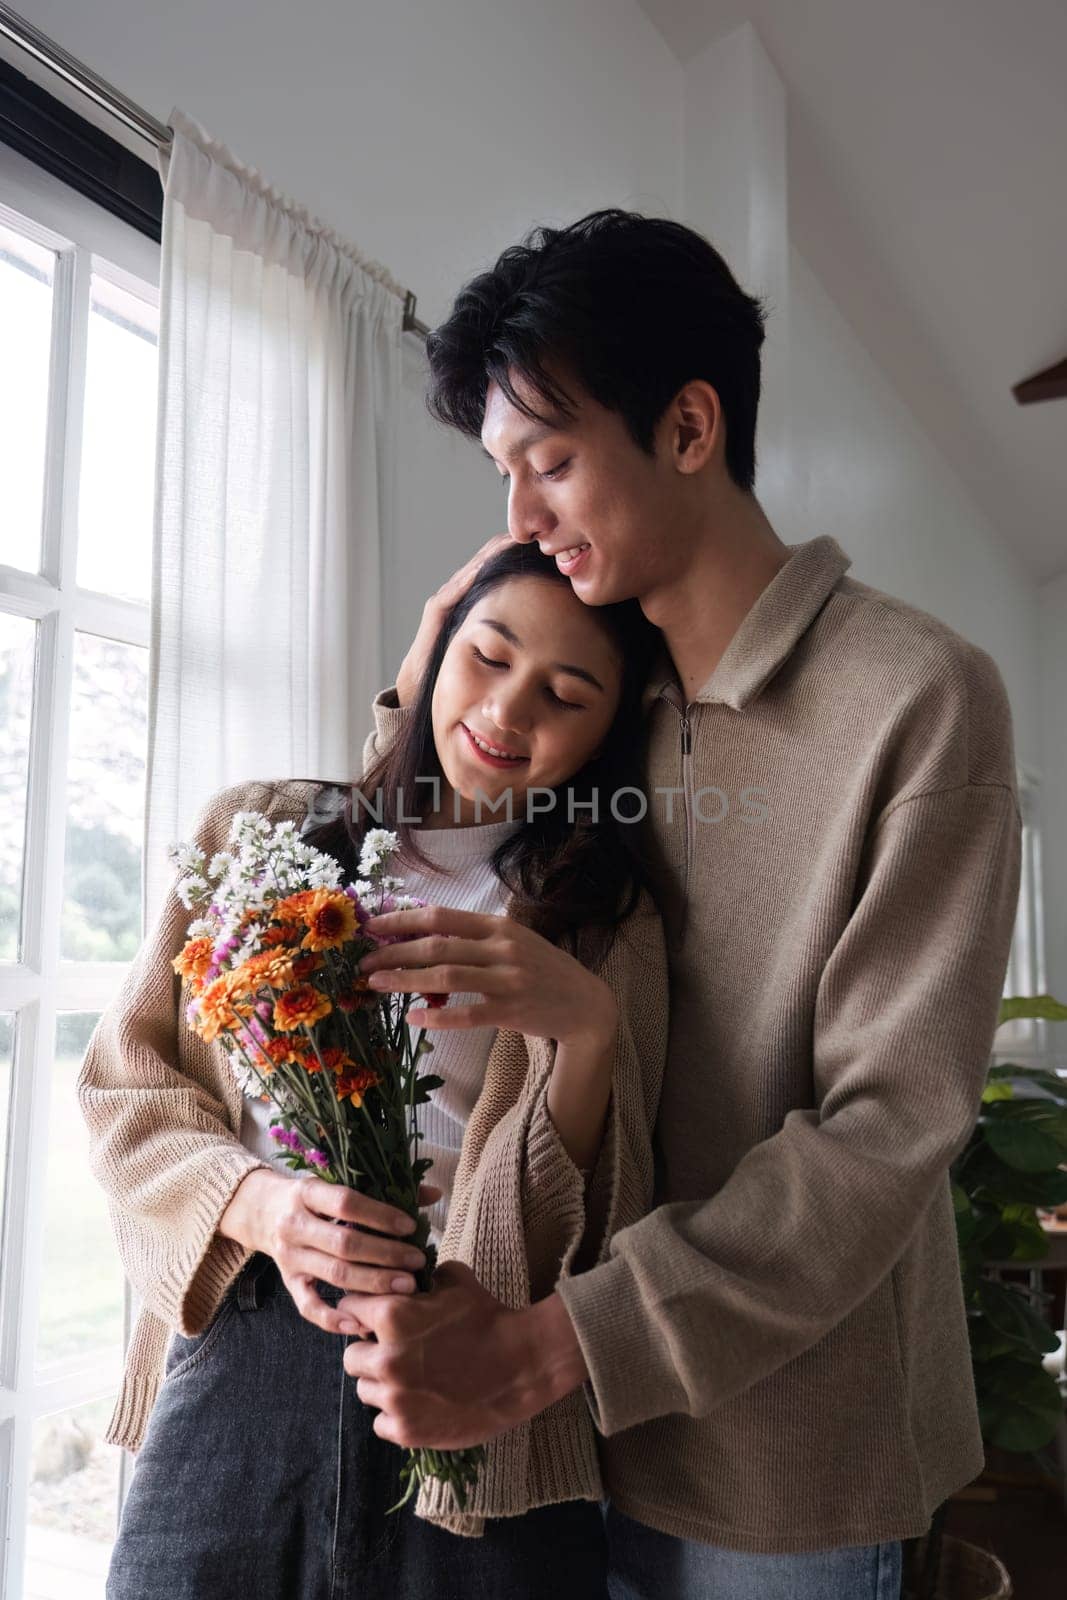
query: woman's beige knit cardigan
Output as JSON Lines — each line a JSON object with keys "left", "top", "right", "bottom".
{"left": 76, "top": 777, "right": 668, "bottom": 1538}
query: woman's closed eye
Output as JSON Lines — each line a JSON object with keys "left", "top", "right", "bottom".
{"left": 471, "top": 646, "right": 586, "bottom": 711}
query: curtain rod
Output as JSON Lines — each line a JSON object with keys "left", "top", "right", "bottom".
{"left": 0, "top": 1, "right": 431, "bottom": 338}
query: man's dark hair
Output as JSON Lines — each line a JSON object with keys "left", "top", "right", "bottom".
{"left": 424, "top": 207, "right": 769, "bottom": 492}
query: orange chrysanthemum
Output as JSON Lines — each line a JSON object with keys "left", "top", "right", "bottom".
{"left": 337, "top": 976, "right": 375, "bottom": 1012}
{"left": 193, "top": 974, "right": 243, "bottom": 1043}
{"left": 262, "top": 923, "right": 301, "bottom": 948}
{"left": 272, "top": 890, "right": 320, "bottom": 923}
{"left": 291, "top": 950, "right": 323, "bottom": 981}
{"left": 226, "top": 949, "right": 294, "bottom": 998}
{"left": 334, "top": 1066, "right": 381, "bottom": 1107}
{"left": 247, "top": 1035, "right": 310, "bottom": 1072}
{"left": 319, "top": 1046, "right": 356, "bottom": 1074}
{"left": 171, "top": 936, "right": 215, "bottom": 986}
{"left": 273, "top": 983, "right": 332, "bottom": 1032}
{"left": 300, "top": 889, "right": 358, "bottom": 952}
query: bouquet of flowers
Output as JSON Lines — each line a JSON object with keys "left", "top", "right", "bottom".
{"left": 166, "top": 808, "right": 485, "bottom": 1513}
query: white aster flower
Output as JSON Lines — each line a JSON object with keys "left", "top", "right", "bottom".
{"left": 358, "top": 827, "right": 399, "bottom": 877}
{"left": 167, "top": 841, "right": 206, "bottom": 875}
{"left": 175, "top": 873, "right": 211, "bottom": 910}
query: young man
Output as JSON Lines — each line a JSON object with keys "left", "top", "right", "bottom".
{"left": 339, "top": 209, "right": 1022, "bottom": 1598}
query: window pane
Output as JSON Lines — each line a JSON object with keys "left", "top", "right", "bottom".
{"left": 61, "top": 632, "right": 147, "bottom": 962}
{"left": 0, "top": 1014, "right": 12, "bottom": 1293}
{"left": 0, "top": 612, "right": 37, "bottom": 963}
{"left": 36, "top": 1013, "right": 125, "bottom": 1372}
{"left": 26, "top": 1393, "right": 121, "bottom": 1598}
{"left": 76, "top": 273, "right": 158, "bottom": 603}
{"left": 0, "top": 222, "right": 55, "bottom": 575}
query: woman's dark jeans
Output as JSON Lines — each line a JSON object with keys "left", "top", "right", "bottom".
{"left": 106, "top": 1252, "right": 609, "bottom": 1599}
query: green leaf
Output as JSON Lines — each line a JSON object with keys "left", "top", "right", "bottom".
{"left": 987, "top": 1065, "right": 1067, "bottom": 1104}
{"left": 982, "top": 1100, "right": 1067, "bottom": 1171}
{"left": 981, "top": 1080, "right": 1015, "bottom": 1103}
{"left": 965, "top": 1143, "right": 1067, "bottom": 1205}
{"left": 976, "top": 1278, "right": 1062, "bottom": 1355}
{"left": 969, "top": 1320, "right": 1027, "bottom": 1362}
{"left": 998, "top": 994, "right": 1067, "bottom": 1026}
{"left": 998, "top": 1202, "right": 1054, "bottom": 1261}
{"left": 975, "top": 1357, "right": 1065, "bottom": 1452}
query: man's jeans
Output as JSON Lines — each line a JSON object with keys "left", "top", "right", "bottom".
{"left": 602, "top": 1501, "right": 903, "bottom": 1600}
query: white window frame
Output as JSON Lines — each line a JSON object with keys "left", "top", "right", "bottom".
{"left": 0, "top": 138, "right": 158, "bottom": 1600}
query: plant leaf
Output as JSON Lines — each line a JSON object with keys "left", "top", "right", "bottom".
{"left": 998, "top": 994, "right": 1067, "bottom": 1026}
{"left": 982, "top": 1100, "right": 1067, "bottom": 1171}
{"left": 976, "top": 1278, "right": 1061, "bottom": 1354}
{"left": 975, "top": 1357, "right": 1065, "bottom": 1452}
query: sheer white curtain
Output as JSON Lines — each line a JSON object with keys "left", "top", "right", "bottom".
{"left": 145, "top": 107, "right": 405, "bottom": 918}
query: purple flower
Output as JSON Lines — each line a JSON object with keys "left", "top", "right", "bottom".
{"left": 268, "top": 1126, "right": 303, "bottom": 1151}
{"left": 306, "top": 1149, "right": 329, "bottom": 1168}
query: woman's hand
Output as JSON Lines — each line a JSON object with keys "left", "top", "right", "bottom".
{"left": 357, "top": 905, "right": 619, "bottom": 1046}
{"left": 219, "top": 1169, "right": 442, "bottom": 1337}
{"left": 396, "top": 533, "right": 512, "bottom": 705}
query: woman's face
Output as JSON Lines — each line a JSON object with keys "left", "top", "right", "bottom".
{"left": 429, "top": 575, "right": 624, "bottom": 825}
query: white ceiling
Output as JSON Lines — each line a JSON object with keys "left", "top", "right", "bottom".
{"left": 637, "top": 0, "right": 1067, "bottom": 584}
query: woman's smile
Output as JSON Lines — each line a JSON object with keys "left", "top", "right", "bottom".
{"left": 460, "top": 722, "right": 530, "bottom": 768}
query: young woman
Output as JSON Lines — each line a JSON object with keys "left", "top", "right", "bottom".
{"left": 83, "top": 541, "right": 670, "bottom": 1599}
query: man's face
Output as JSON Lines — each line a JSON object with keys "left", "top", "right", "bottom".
{"left": 479, "top": 364, "right": 694, "bottom": 609}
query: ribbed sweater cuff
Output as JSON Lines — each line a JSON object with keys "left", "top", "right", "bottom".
{"left": 521, "top": 1081, "right": 588, "bottom": 1294}
{"left": 555, "top": 1252, "right": 691, "bottom": 1436}
{"left": 105, "top": 1367, "right": 163, "bottom": 1453}
{"left": 170, "top": 1148, "right": 270, "bottom": 1334}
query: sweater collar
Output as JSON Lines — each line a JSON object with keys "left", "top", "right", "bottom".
{"left": 642, "top": 534, "right": 853, "bottom": 713}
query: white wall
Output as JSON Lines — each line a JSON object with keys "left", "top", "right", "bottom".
{"left": 1040, "top": 576, "right": 1067, "bottom": 1005}
{"left": 783, "top": 245, "right": 1042, "bottom": 769}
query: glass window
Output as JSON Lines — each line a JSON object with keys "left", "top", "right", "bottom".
{"left": 76, "top": 273, "right": 158, "bottom": 603}
{"left": 0, "top": 614, "right": 36, "bottom": 963}
{"left": 35, "top": 1013, "right": 125, "bottom": 1373}
{"left": 25, "top": 1393, "right": 122, "bottom": 1599}
{"left": 0, "top": 1012, "right": 12, "bottom": 1277}
{"left": 61, "top": 633, "right": 148, "bottom": 962}
{"left": 0, "top": 222, "right": 55, "bottom": 576}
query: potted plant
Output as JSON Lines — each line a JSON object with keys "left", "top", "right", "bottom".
{"left": 902, "top": 994, "right": 1067, "bottom": 1599}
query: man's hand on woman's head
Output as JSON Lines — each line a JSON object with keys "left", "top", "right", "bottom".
{"left": 395, "top": 532, "right": 512, "bottom": 705}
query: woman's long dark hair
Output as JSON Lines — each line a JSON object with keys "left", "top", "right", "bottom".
{"left": 301, "top": 542, "right": 662, "bottom": 970}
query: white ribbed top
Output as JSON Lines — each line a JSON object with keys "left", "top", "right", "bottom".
{"left": 240, "top": 813, "right": 523, "bottom": 1248}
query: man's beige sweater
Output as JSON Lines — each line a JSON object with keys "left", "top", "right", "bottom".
{"left": 365, "top": 533, "right": 1023, "bottom": 1554}
{"left": 76, "top": 778, "right": 668, "bottom": 1538}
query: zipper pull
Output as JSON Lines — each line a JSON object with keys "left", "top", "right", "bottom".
{"left": 680, "top": 714, "right": 691, "bottom": 756}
